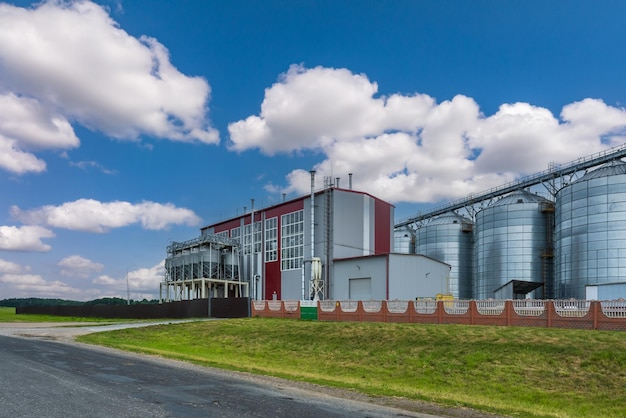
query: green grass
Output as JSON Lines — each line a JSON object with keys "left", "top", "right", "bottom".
{"left": 77, "top": 318, "right": 626, "bottom": 417}
{"left": 0, "top": 306, "right": 135, "bottom": 323}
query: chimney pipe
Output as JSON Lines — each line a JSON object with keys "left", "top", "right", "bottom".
{"left": 349, "top": 173, "right": 353, "bottom": 190}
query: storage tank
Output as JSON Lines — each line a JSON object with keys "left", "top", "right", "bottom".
{"left": 415, "top": 212, "right": 473, "bottom": 299}
{"left": 222, "top": 249, "right": 240, "bottom": 280}
{"left": 474, "top": 190, "right": 554, "bottom": 299}
{"left": 393, "top": 228, "right": 415, "bottom": 254}
{"left": 555, "top": 160, "right": 626, "bottom": 299}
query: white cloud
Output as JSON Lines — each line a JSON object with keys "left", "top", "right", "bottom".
{"left": 0, "top": 258, "right": 26, "bottom": 274}
{"left": 0, "top": 225, "right": 54, "bottom": 251}
{"left": 92, "top": 260, "right": 164, "bottom": 299}
{"left": 58, "top": 255, "right": 104, "bottom": 278}
{"left": 92, "top": 274, "right": 118, "bottom": 286}
{"left": 69, "top": 160, "right": 117, "bottom": 175}
{"left": 229, "top": 65, "right": 626, "bottom": 203}
{"left": 0, "top": 0, "right": 218, "bottom": 175}
{"left": 0, "top": 273, "right": 83, "bottom": 298}
{"left": 128, "top": 260, "right": 165, "bottom": 293}
{"left": 228, "top": 64, "right": 434, "bottom": 154}
{"left": 0, "top": 93, "right": 79, "bottom": 174}
{"left": 11, "top": 199, "right": 201, "bottom": 233}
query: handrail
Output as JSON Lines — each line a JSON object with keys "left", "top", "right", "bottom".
{"left": 395, "top": 143, "right": 626, "bottom": 227}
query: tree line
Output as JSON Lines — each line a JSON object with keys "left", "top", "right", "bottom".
{"left": 0, "top": 297, "right": 158, "bottom": 307}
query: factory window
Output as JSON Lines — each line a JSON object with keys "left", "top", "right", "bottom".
{"left": 243, "top": 221, "right": 262, "bottom": 255}
{"left": 281, "top": 210, "right": 304, "bottom": 270}
{"left": 265, "top": 217, "right": 278, "bottom": 262}
{"left": 214, "top": 231, "right": 229, "bottom": 239}
{"left": 230, "top": 227, "right": 240, "bottom": 243}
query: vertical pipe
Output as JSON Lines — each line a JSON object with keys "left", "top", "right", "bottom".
{"left": 336, "top": 177, "right": 340, "bottom": 188}
{"left": 251, "top": 198, "right": 255, "bottom": 300}
{"left": 310, "top": 171, "right": 316, "bottom": 262}
{"left": 349, "top": 173, "right": 353, "bottom": 190}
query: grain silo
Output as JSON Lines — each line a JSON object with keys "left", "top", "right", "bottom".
{"left": 474, "top": 190, "right": 554, "bottom": 299}
{"left": 555, "top": 160, "right": 626, "bottom": 299}
{"left": 415, "top": 212, "right": 473, "bottom": 299}
{"left": 393, "top": 227, "right": 415, "bottom": 254}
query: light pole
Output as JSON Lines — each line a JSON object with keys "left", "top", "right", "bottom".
{"left": 126, "top": 265, "right": 136, "bottom": 305}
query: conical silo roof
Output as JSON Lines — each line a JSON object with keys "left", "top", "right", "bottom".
{"left": 574, "top": 159, "right": 626, "bottom": 182}
{"left": 490, "top": 190, "right": 550, "bottom": 207}
{"left": 426, "top": 211, "right": 472, "bottom": 226}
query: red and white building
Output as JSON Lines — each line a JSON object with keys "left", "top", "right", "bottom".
{"left": 162, "top": 175, "right": 450, "bottom": 301}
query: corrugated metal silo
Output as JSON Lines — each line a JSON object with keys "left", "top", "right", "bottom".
{"left": 393, "top": 228, "right": 415, "bottom": 254}
{"left": 415, "top": 212, "right": 473, "bottom": 299}
{"left": 474, "top": 190, "right": 554, "bottom": 299}
{"left": 555, "top": 160, "right": 626, "bottom": 299}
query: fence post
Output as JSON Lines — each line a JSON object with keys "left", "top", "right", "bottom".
{"left": 383, "top": 300, "right": 388, "bottom": 323}
{"left": 505, "top": 300, "right": 512, "bottom": 326}
{"left": 437, "top": 300, "right": 443, "bottom": 324}
{"left": 592, "top": 301, "right": 599, "bottom": 330}
{"left": 547, "top": 300, "right": 553, "bottom": 328}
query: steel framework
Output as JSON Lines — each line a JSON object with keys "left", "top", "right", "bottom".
{"left": 395, "top": 143, "right": 626, "bottom": 228}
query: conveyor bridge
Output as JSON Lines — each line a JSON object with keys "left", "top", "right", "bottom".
{"left": 395, "top": 143, "right": 626, "bottom": 228}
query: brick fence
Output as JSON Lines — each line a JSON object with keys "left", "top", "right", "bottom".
{"left": 251, "top": 299, "right": 626, "bottom": 331}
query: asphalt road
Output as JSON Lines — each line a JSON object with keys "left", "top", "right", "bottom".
{"left": 0, "top": 322, "right": 440, "bottom": 418}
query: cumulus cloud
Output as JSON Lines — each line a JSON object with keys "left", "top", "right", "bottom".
{"left": 58, "top": 255, "right": 104, "bottom": 278}
{"left": 0, "top": 225, "right": 55, "bottom": 251}
{"left": 92, "top": 275, "right": 118, "bottom": 286}
{"left": 0, "top": 273, "right": 82, "bottom": 298}
{"left": 128, "top": 260, "right": 165, "bottom": 293}
{"left": 228, "top": 64, "right": 433, "bottom": 154}
{"left": 0, "top": 258, "right": 26, "bottom": 274}
{"left": 0, "top": 93, "right": 79, "bottom": 174}
{"left": 93, "top": 260, "right": 164, "bottom": 299}
{"left": 11, "top": 199, "right": 201, "bottom": 233}
{"left": 0, "top": 1, "right": 217, "bottom": 174}
{"left": 229, "top": 65, "right": 626, "bottom": 203}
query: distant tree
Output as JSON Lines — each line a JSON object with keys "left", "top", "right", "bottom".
{"left": 84, "top": 297, "right": 127, "bottom": 306}
{"left": 0, "top": 296, "right": 159, "bottom": 307}
{"left": 0, "top": 298, "right": 82, "bottom": 307}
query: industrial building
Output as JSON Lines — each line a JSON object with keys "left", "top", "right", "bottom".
{"left": 163, "top": 145, "right": 626, "bottom": 302}
{"left": 396, "top": 144, "right": 626, "bottom": 301}
{"left": 162, "top": 173, "right": 450, "bottom": 302}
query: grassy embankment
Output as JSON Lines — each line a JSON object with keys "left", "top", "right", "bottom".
{"left": 76, "top": 317, "right": 626, "bottom": 417}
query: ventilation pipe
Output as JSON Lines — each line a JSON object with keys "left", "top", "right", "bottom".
{"left": 310, "top": 171, "right": 316, "bottom": 263}
{"left": 336, "top": 177, "right": 340, "bottom": 188}
{"left": 349, "top": 173, "right": 353, "bottom": 190}
{"left": 250, "top": 198, "right": 256, "bottom": 300}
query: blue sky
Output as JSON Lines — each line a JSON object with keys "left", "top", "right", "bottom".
{"left": 1, "top": 0, "right": 625, "bottom": 300}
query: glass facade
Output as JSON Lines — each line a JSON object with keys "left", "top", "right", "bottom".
{"left": 415, "top": 212, "right": 473, "bottom": 299}
{"left": 555, "top": 163, "right": 626, "bottom": 299}
{"left": 243, "top": 221, "right": 262, "bottom": 255}
{"left": 474, "top": 191, "right": 553, "bottom": 299}
{"left": 281, "top": 210, "right": 304, "bottom": 270}
{"left": 265, "top": 217, "right": 278, "bottom": 262}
